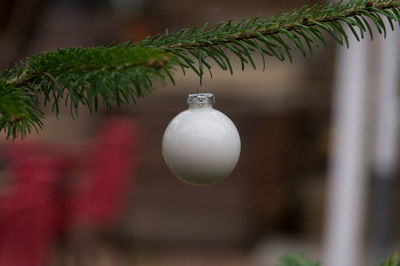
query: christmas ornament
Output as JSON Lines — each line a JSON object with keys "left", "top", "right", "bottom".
{"left": 162, "top": 92, "right": 241, "bottom": 185}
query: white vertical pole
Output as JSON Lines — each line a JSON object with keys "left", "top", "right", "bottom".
{"left": 323, "top": 33, "right": 369, "bottom": 266}
{"left": 372, "top": 22, "right": 400, "bottom": 262}
{"left": 375, "top": 23, "right": 400, "bottom": 179}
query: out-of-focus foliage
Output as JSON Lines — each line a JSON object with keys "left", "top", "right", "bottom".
{"left": 381, "top": 253, "right": 400, "bottom": 266}
{"left": 277, "top": 252, "right": 400, "bottom": 266}
{"left": 277, "top": 253, "right": 320, "bottom": 266}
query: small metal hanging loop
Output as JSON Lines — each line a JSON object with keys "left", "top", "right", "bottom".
{"left": 196, "top": 84, "right": 206, "bottom": 94}
{"left": 197, "top": 55, "right": 206, "bottom": 94}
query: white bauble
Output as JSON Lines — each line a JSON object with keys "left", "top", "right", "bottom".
{"left": 162, "top": 93, "right": 241, "bottom": 185}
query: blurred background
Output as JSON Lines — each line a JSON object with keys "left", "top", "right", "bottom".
{"left": 0, "top": 0, "right": 399, "bottom": 265}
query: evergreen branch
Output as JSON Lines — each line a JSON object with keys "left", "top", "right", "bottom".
{"left": 1, "top": 0, "right": 399, "bottom": 139}
{"left": 381, "top": 253, "right": 400, "bottom": 266}
{"left": 165, "top": 1, "right": 399, "bottom": 50}
{"left": 274, "top": 252, "right": 400, "bottom": 266}
{"left": 1, "top": 46, "right": 175, "bottom": 138}
{"left": 276, "top": 253, "right": 320, "bottom": 266}
{"left": 0, "top": 78, "right": 44, "bottom": 139}
{"left": 144, "top": 0, "right": 400, "bottom": 70}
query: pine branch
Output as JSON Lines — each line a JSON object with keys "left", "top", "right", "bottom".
{"left": 381, "top": 253, "right": 400, "bottom": 266}
{"left": 172, "top": 1, "right": 399, "bottom": 48}
{"left": 275, "top": 252, "right": 400, "bottom": 266}
{"left": 0, "top": 78, "right": 44, "bottom": 139}
{"left": 277, "top": 253, "right": 320, "bottom": 266}
{"left": 1, "top": 0, "right": 399, "bottom": 139}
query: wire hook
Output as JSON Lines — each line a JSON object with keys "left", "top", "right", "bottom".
{"left": 197, "top": 55, "right": 206, "bottom": 94}
{"left": 196, "top": 84, "right": 205, "bottom": 94}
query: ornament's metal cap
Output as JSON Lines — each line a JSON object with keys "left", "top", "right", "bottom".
{"left": 187, "top": 93, "right": 215, "bottom": 106}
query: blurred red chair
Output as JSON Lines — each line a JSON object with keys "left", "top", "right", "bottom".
{"left": 0, "top": 148, "right": 73, "bottom": 266}
{"left": 72, "top": 118, "right": 141, "bottom": 229}
{"left": 0, "top": 118, "right": 142, "bottom": 266}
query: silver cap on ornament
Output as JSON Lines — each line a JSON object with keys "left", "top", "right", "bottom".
{"left": 187, "top": 93, "right": 215, "bottom": 106}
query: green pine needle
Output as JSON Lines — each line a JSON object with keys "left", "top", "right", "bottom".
{"left": 277, "top": 253, "right": 320, "bottom": 266}
{"left": 275, "top": 252, "right": 400, "bottom": 266}
{"left": 1, "top": 0, "right": 400, "bottom": 139}
{"left": 381, "top": 253, "right": 400, "bottom": 266}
